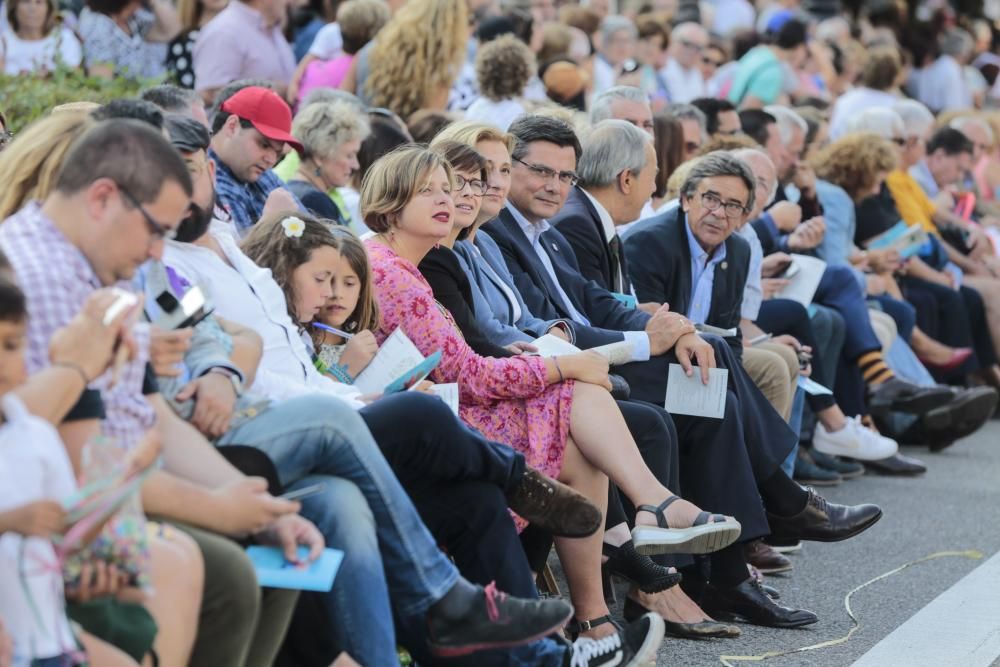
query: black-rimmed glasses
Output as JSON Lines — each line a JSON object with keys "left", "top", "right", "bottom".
{"left": 513, "top": 157, "right": 579, "bottom": 186}
{"left": 455, "top": 174, "right": 488, "bottom": 196}
{"left": 118, "top": 186, "right": 177, "bottom": 241}
{"left": 699, "top": 191, "right": 749, "bottom": 220}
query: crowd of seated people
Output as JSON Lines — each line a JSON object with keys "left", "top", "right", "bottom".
{"left": 4, "top": 1, "right": 1000, "bottom": 666}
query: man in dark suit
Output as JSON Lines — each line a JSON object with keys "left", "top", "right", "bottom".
{"left": 623, "top": 155, "right": 751, "bottom": 357}
{"left": 484, "top": 114, "right": 884, "bottom": 628}
{"left": 550, "top": 118, "right": 660, "bottom": 315}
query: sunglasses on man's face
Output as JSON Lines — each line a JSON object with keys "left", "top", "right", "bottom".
{"left": 701, "top": 56, "right": 721, "bottom": 67}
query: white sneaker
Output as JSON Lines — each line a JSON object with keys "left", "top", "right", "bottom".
{"left": 813, "top": 416, "right": 898, "bottom": 461}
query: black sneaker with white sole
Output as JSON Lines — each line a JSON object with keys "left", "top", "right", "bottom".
{"left": 566, "top": 612, "right": 665, "bottom": 667}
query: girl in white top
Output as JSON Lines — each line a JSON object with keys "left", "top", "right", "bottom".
{"left": 0, "top": 0, "right": 82, "bottom": 75}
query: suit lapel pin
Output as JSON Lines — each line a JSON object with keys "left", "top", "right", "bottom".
{"left": 721, "top": 261, "right": 728, "bottom": 270}
{"left": 551, "top": 242, "right": 559, "bottom": 252}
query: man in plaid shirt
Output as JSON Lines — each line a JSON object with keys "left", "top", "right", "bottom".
{"left": 0, "top": 118, "right": 320, "bottom": 666}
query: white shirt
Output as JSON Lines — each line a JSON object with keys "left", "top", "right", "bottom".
{"left": 0, "top": 27, "right": 82, "bottom": 75}
{"left": 508, "top": 204, "right": 651, "bottom": 362}
{"left": 0, "top": 394, "right": 78, "bottom": 661}
{"left": 307, "top": 22, "right": 342, "bottom": 59}
{"left": 592, "top": 56, "right": 617, "bottom": 97}
{"left": 707, "top": 0, "right": 756, "bottom": 36}
{"left": 829, "top": 87, "right": 898, "bottom": 140}
{"left": 163, "top": 223, "right": 365, "bottom": 409}
{"left": 908, "top": 55, "right": 971, "bottom": 112}
{"left": 464, "top": 97, "right": 526, "bottom": 131}
{"left": 661, "top": 58, "right": 706, "bottom": 103}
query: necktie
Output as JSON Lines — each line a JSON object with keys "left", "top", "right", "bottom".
{"left": 608, "top": 234, "right": 624, "bottom": 293}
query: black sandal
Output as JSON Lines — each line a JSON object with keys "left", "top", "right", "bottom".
{"left": 566, "top": 614, "right": 623, "bottom": 641}
{"left": 631, "top": 495, "right": 741, "bottom": 556}
{"left": 602, "top": 540, "right": 682, "bottom": 602}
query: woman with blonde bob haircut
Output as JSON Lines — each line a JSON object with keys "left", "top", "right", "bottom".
{"left": 0, "top": 110, "right": 94, "bottom": 220}
{"left": 362, "top": 144, "right": 740, "bottom": 641}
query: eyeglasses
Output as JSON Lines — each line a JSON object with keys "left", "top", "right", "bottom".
{"left": 514, "top": 157, "right": 579, "bottom": 186}
{"left": 701, "top": 56, "right": 722, "bottom": 67}
{"left": 699, "top": 191, "right": 749, "bottom": 220}
{"left": 455, "top": 174, "right": 487, "bottom": 196}
{"left": 680, "top": 40, "right": 704, "bottom": 52}
{"left": 890, "top": 137, "right": 907, "bottom": 147}
{"left": 118, "top": 185, "right": 177, "bottom": 241}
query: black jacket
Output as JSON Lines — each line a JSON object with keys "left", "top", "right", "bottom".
{"left": 550, "top": 186, "right": 630, "bottom": 294}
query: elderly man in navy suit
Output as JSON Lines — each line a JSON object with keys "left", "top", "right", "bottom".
{"left": 484, "top": 114, "right": 884, "bottom": 629}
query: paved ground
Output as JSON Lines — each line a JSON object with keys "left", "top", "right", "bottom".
{"left": 553, "top": 420, "right": 1000, "bottom": 667}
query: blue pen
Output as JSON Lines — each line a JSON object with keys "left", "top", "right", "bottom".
{"left": 312, "top": 322, "right": 354, "bottom": 339}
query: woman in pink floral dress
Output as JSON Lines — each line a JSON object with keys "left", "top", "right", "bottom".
{"left": 361, "top": 146, "right": 740, "bottom": 639}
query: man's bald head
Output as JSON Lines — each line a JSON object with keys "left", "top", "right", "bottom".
{"left": 732, "top": 148, "right": 776, "bottom": 220}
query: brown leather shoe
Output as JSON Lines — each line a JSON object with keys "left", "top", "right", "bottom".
{"left": 744, "top": 539, "right": 792, "bottom": 574}
{"left": 507, "top": 468, "right": 602, "bottom": 538}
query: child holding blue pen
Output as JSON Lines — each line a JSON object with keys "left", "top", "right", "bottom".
{"left": 311, "top": 229, "right": 383, "bottom": 384}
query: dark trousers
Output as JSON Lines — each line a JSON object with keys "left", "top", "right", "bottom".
{"left": 871, "top": 295, "right": 916, "bottom": 342}
{"left": 814, "top": 264, "right": 882, "bottom": 360}
{"left": 900, "top": 277, "right": 996, "bottom": 371}
{"left": 615, "top": 335, "right": 793, "bottom": 542}
{"left": 361, "top": 392, "right": 525, "bottom": 496}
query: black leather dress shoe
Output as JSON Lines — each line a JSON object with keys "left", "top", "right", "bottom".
{"left": 767, "top": 488, "right": 882, "bottom": 543}
{"left": 863, "top": 452, "right": 927, "bottom": 476}
{"left": 700, "top": 578, "right": 818, "bottom": 628}
{"left": 868, "top": 378, "right": 954, "bottom": 414}
{"left": 923, "top": 387, "right": 998, "bottom": 451}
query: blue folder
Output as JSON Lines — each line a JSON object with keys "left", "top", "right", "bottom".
{"left": 246, "top": 546, "right": 344, "bottom": 592}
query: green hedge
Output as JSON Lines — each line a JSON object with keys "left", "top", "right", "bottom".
{"left": 0, "top": 67, "right": 159, "bottom": 132}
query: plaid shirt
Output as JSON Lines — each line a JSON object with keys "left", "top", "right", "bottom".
{"left": 0, "top": 202, "right": 154, "bottom": 451}
{"left": 210, "top": 148, "right": 303, "bottom": 237}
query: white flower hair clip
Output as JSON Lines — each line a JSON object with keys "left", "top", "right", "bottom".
{"left": 282, "top": 216, "right": 305, "bottom": 238}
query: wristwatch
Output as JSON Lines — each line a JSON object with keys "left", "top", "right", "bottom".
{"left": 208, "top": 367, "right": 244, "bottom": 397}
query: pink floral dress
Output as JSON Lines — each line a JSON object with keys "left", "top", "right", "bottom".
{"left": 366, "top": 240, "right": 574, "bottom": 484}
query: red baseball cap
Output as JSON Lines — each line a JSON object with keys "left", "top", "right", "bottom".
{"left": 220, "top": 86, "right": 303, "bottom": 153}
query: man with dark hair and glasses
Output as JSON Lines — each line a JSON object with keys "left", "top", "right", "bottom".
{"left": 485, "top": 115, "right": 886, "bottom": 629}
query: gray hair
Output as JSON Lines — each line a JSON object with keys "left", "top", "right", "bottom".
{"left": 731, "top": 147, "right": 777, "bottom": 203}
{"left": 667, "top": 103, "right": 707, "bottom": 139}
{"left": 590, "top": 85, "right": 648, "bottom": 125}
{"left": 292, "top": 100, "right": 372, "bottom": 160}
{"left": 301, "top": 88, "right": 365, "bottom": 111}
{"left": 763, "top": 105, "right": 807, "bottom": 144}
{"left": 601, "top": 15, "right": 637, "bottom": 43}
{"left": 941, "top": 27, "right": 974, "bottom": 60}
{"left": 815, "top": 17, "right": 850, "bottom": 44}
{"left": 670, "top": 21, "right": 707, "bottom": 45}
{"left": 845, "top": 107, "right": 904, "bottom": 139}
{"left": 578, "top": 119, "right": 652, "bottom": 188}
{"left": 950, "top": 115, "right": 995, "bottom": 144}
{"left": 892, "top": 99, "right": 934, "bottom": 138}
{"left": 680, "top": 151, "right": 756, "bottom": 213}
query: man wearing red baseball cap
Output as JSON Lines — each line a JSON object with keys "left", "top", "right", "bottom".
{"left": 209, "top": 85, "right": 306, "bottom": 236}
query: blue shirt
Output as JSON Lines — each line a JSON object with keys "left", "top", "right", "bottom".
{"left": 909, "top": 160, "right": 940, "bottom": 199}
{"left": 210, "top": 148, "right": 304, "bottom": 237}
{"left": 684, "top": 220, "right": 727, "bottom": 324}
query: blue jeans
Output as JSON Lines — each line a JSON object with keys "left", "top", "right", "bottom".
{"left": 219, "top": 393, "right": 459, "bottom": 666}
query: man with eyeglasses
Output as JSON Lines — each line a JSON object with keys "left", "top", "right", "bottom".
{"left": 486, "top": 115, "right": 885, "bottom": 628}
{"left": 661, "top": 22, "right": 709, "bottom": 103}
{"left": 208, "top": 85, "right": 305, "bottom": 237}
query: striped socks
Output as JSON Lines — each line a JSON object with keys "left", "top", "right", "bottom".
{"left": 857, "top": 350, "right": 895, "bottom": 386}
